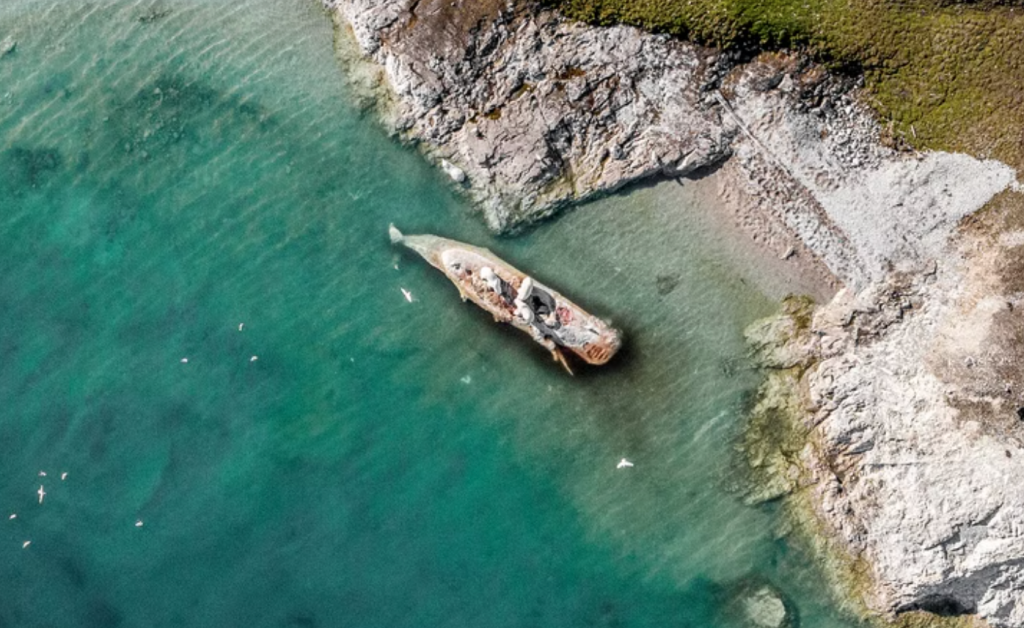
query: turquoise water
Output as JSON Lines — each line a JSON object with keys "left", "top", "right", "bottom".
{"left": 0, "top": 1, "right": 861, "bottom": 627}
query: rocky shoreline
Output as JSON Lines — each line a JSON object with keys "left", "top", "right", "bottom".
{"left": 325, "top": 0, "right": 735, "bottom": 233}
{"left": 746, "top": 215, "right": 1024, "bottom": 625}
{"left": 323, "top": 0, "right": 1023, "bottom": 625}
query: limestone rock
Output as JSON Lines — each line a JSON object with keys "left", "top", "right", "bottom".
{"left": 326, "top": 0, "right": 1014, "bottom": 288}
{"left": 752, "top": 262, "right": 1024, "bottom": 627}
{"left": 742, "top": 586, "right": 790, "bottom": 628}
{"left": 440, "top": 159, "right": 466, "bottom": 184}
{"left": 327, "top": 0, "right": 734, "bottom": 232}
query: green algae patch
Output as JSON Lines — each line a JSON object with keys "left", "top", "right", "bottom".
{"left": 740, "top": 296, "right": 875, "bottom": 621}
{"left": 1, "top": 146, "right": 63, "bottom": 190}
{"left": 742, "top": 366, "right": 810, "bottom": 503}
{"left": 740, "top": 300, "right": 882, "bottom": 625}
{"left": 889, "top": 612, "right": 989, "bottom": 628}
{"left": 740, "top": 296, "right": 817, "bottom": 504}
{"left": 555, "top": 0, "right": 1024, "bottom": 170}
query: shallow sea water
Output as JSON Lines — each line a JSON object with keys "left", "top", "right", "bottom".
{"left": 0, "top": 2, "right": 864, "bottom": 627}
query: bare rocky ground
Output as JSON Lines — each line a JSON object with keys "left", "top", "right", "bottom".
{"left": 748, "top": 209, "right": 1024, "bottom": 625}
{"left": 322, "top": 0, "right": 1023, "bottom": 625}
{"left": 325, "top": 0, "right": 732, "bottom": 232}
{"left": 720, "top": 154, "right": 1024, "bottom": 625}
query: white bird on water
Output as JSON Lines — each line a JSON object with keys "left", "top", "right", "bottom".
{"left": 401, "top": 288, "right": 414, "bottom": 303}
{"left": 37, "top": 485, "right": 46, "bottom": 504}
{"left": 61, "top": 472, "right": 67, "bottom": 481}
{"left": 616, "top": 458, "right": 634, "bottom": 469}
{"left": 22, "top": 540, "right": 30, "bottom": 549}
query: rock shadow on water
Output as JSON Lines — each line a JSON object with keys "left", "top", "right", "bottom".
{"left": 486, "top": 150, "right": 730, "bottom": 237}
{"left": 896, "top": 595, "right": 977, "bottom": 618}
{"left": 1, "top": 145, "right": 63, "bottom": 191}
{"left": 136, "top": 8, "right": 173, "bottom": 24}
{"left": 85, "top": 599, "right": 123, "bottom": 628}
{"left": 107, "top": 74, "right": 278, "bottom": 166}
{"left": 720, "top": 576, "right": 799, "bottom": 628}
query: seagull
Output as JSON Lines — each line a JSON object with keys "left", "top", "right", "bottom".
{"left": 37, "top": 485, "right": 46, "bottom": 504}
{"left": 38, "top": 471, "right": 46, "bottom": 477}
{"left": 180, "top": 358, "right": 189, "bottom": 364}
{"left": 616, "top": 458, "right": 634, "bottom": 469}
{"left": 238, "top": 323, "right": 244, "bottom": 331}
{"left": 401, "top": 288, "right": 414, "bottom": 303}
{"left": 135, "top": 520, "right": 144, "bottom": 528}
{"left": 61, "top": 472, "right": 67, "bottom": 481}
{"left": 250, "top": 356, "right": 258, "bottom": 362}
{"left": 9, "top": 514, "right": 16, "bottom": 520}
{"left": 22, "top": 540, "right": 30, "bottom": 549}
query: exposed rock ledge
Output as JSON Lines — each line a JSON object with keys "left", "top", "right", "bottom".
{"left": 322, "top": 0, "right": 1023, "bottom": 624}
{"left": 747, "top": 212, "right": 1024, "bottom": 626}
{"left": 324, "top": 0, "right": 1011, "bottom": 287}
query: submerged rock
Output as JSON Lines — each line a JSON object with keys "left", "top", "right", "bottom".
{"left": 742, "top": 586, "right": 790, "bottom": 628}
{"left": 723, "top": 579, "right": 795, "bottom": 628}
{"left": 1, "top": 36, "right": 17, "bottom": 56}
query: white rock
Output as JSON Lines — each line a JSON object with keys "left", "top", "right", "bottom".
{"left": 755, "top": 264, "right": 1024, "bottom": 626}
{"left": 440, "top": 159, "right": 466, "bottom": 183}
{"left": 327, "top": 0, "right": 731, "bottom": 232}
{"left": 742, "top": 586, "right": 788, "bottom": 628}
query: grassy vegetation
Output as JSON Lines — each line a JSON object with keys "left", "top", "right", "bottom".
{"left": 555, "top": 0, "right": 1024, "bottom": 169}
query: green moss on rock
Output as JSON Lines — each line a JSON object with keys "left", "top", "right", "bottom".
{"left": 555, "top": 0, "right": 1024, "bottom": 170}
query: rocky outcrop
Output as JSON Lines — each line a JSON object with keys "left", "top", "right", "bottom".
{"left": 325, "top": 0, "right": 1013, "bottom": 283}
{"left": 326, "top": 0, "right": 734, "bottom": 232}
{"left": 708, "top": 54, "right": 1015, "bottom": 289}
{"left": 748, "top": 233, "right": 1024, "bottom": 625}
{"left": 322, "top": 0, "right": 1024, "bottom": 624}
{"left": 740, "top": 585, "right": 792, "bottom": 628}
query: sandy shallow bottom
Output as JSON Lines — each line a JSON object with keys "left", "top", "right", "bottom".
{"left": 655, "top": 173, "right": 838, "bottom": 303}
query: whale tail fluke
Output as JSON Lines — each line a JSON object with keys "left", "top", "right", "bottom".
{"left": 388, "top": 224, "right": 404, "bottom": 245}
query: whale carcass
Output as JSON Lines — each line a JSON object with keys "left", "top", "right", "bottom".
{"left": 389, "top": 225, "right": 621, "bottom": 374}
